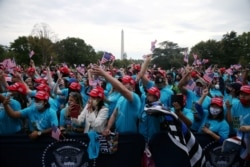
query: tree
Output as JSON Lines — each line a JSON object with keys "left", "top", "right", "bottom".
{"left": 191, "top": 40, "right": 222, "bottom": 66}
{"left": 219, "top": 31, "right": 240, "bottom": 67}
{"left": 9, "top": 36, "right": 31, "bottom": 65}
{"left": 152, "top": 41, "right": 186, "bottom": 69}
{"left": 237, "top": 32, "right": 250, "bottom": 66}
{"left": 30, "top": 23, "right": 58, "bottom": 64}
{"left": 55, "top": 37, "right": 97, "bottom": 66}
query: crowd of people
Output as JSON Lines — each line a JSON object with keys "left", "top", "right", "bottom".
{"left": 0, "top": 55, "right": 250, "bottom": 165}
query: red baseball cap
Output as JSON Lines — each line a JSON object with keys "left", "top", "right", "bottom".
{"left": 59, "top": 66, "right": 70, "bottom": 74}
{"left": 88, "top": 87, "right": 104, "bottom": 99}
{"left": 34, "top": 78, "right": 47, "bottom": 84}
{"left": 27, "top": 67, "right": 35, "bottom": 74}
{"left": 36, "top": 83, "right": 50, "bottom": 92}
{"left": 133, "top": 64, "right": 141, "bottom": 71}
{"left": 240, "top": 85, "right": 250, "bottom": 94}
{"left": 69, "top": 82, "right": 81, "bottom": 91}
{"left": 35, "top": 91, "right": 49, "bottom": 100}
{"left": 147, "top": 87, "right": 161, "bottom": 99}
{"left": 211, "top": 97, "right": 223, "bottom": 107}
{"left": 7, "top": 82, "right": 27, "bottom": 95}
{"left": 121, "top": 75, "right": 135, "bottom": 85}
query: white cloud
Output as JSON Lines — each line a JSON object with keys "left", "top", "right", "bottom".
{"left": 0, "top": 0, "right": 249, "bottom": 59}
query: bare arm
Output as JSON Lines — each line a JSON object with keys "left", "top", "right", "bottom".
{"left": 92, "top": 65, "right": 133, "bottom": 101}
{"left": 0, "top": 95, "right": 22, "bottom": 119}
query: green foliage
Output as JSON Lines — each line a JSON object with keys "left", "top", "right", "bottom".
{"left": 55, "top": 37, "right": 97, "bottom": 66}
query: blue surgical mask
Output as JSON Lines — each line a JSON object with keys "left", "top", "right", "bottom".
{"left": 35, "top": 102, "right": 44, "bottom": 110}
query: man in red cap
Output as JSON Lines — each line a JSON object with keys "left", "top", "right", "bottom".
{"left": 0, "top": 91, "right": 58, "bottom": 140}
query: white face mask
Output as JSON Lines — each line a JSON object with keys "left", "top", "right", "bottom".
{"left": 35, "top": 102, "right": 44, "bottom": 110}
{"left": 209, "top": 107, "right": 221, "bottom": 115}
{"left": 215, "top": 84, "right": 220, "bottom": 89}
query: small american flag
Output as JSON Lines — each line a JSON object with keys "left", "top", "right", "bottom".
{"left": 29, "top": 50, "right": 35, "bottom": 58}
{"left": 203, "top": 73, "right": 214, "bottom": 83}
{"left": 51, "top": 125, "right": 61, "bottom": 141}
{"left": 151, "top": 40, "right": 157, "bottom": 52}
{"left": 100, "top": 52, "right": 115, "bottom": 64}
{"left": 202, "top": 59, "right": 209, "bottom": 64}
{"left": 193, "top": 53, "right": 198, "bottom": 60}
{"left": 185, "top": 79, "right": 196, "bottom": 90}
{"left": 183, "top": 50, "right": 189, "bottom": 63}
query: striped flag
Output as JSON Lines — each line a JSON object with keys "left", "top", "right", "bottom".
{"left": 203, "top": 73, "right": 214, "bottom": 83}
{"left": 51, "top": 125, "right": 61, "bottom": 141}
{"left": 193, "top": 53, "right": 198, "bottom": 60}
{"left": 185, "top": 79, "right": 196, "bottom": 90}
{"left": 29, "top": 50, "right": 35, "bottom": 58}
{"left": 151, "top": 40, "right": 157, "bottom": 52}
{"left": 183, "top": 50, "right": 189, "bottom": 63}
{"left": 100, "top": 52, "right": 115, "bottom": 64}
{"left": 202, "top": 59, "right": 209, "bottom": 64}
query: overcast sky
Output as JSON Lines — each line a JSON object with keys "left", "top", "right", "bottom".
{"left": 0, "top": 0, "right": 249, "bottom": 59}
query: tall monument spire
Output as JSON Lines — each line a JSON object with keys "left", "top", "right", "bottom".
{"left": 121, "top": 29, "right": 124, "bottom": 60}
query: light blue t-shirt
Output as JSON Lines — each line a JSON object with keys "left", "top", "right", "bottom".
{"left": 231, "top": 100, "right": 250, "bottom": 133}
{"left": 114, "top": 92, "right": 141, "bottom": 133}
{"left": 186, "top": 89, "right": 211, "bottom": 110}
{"left": 170, "top": 107, "right": 194, "bottom": 125}
{"left": 20, "top": 104, "right": 58, "bottom": 131}
{"left": 210, "top": 88, "right": 223, "bottom": 98}
{"left": 0, "top": 98, "right": 22, "bottom": 135}
{"left": 199, "top": 117, "right": 230, "bottom": 141}
{"left": 106, "top": 90, "right": 121, "bottom": 117}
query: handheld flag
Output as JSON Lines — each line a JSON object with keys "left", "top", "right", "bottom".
{"left": 203, "top": 73, "right": 214, "bottom": 84}
{"left": 29, "top": 50, "right": 35, "bottom": 58}
{"left": 185, "top": 79, "right": 196, "bottom": 90}
{"left": 183, "top": 50, "right": 189, "bottom": 63}
{"left": 151, "top": 40, "right": 157, "bottom": 52}
{"left": 100, "top": 52, "right": 115, "bottom": 64}
{"left": 51, "top": 125, "right": 61, "bottom": 141}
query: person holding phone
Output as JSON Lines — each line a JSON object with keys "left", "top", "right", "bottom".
{"left": 59, "top": 91, "right": 84, "bottom": 133}
{"left": 170, "top": 94, "right": 194, "bottom": 128}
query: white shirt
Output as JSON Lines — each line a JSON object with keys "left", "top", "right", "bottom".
{"left": 72, "top": 104, "right": 108, "bottom": 133}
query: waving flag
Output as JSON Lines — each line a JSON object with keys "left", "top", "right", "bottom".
{"left": 183, "top": 50, "right": 189, "bottom": 63}
{"left": 203, "top": 72, "right": 214, "bottom": 83}
{"left": 29, "top": 50, "right": 35, "bottom": 58}
{"left": 150, "top": 40, "right": 157, "bottom": 52}
{"left": 185, "top": 79, "right": 196, "bottom": 90}
{"left": 51, "top": 125, "right": 61, "bottom": 141}
{"left": 100, "top": 52, "right": 115, "bottom": 64}
{"left": 193, "top": 53, "right": 198, "bottom": 60}
{"left": 202, "top": 59, "right": 209, "bottom": 64}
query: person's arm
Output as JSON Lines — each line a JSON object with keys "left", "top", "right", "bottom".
{"left": 173, "top": 105, "right": 192, "bottom": 128}
{"left": 202, "top": 126, "right": 220, "bottom": 141}
{"left": 102, "top": 108, "right": 118, "bottom": 136}
{"left": 197, "top": 88, "right": 208, "bottom": 105}
{"left": 92, "top": 65, "right": 133, "bottom": 101}
{"left": 136, "top": 54, "right": 152, "bottom": 82}
{"left": 29, "top": 127, "right": 53, "bottom": 140}
{"left": 0, "top": 95, "right": 22, "bottom": 118}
